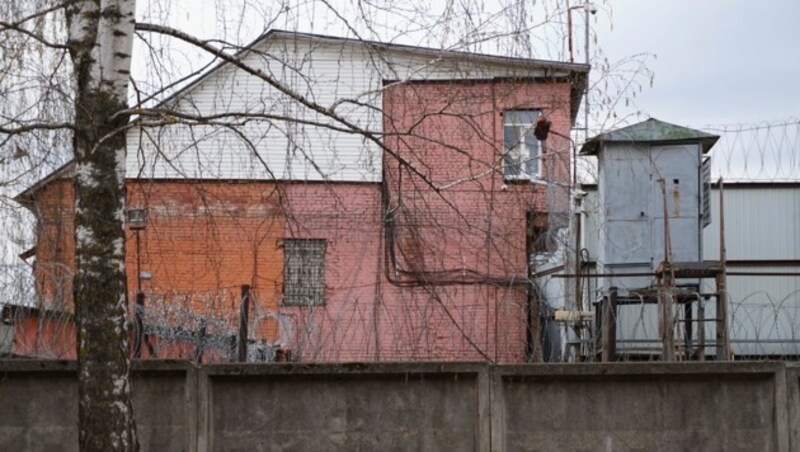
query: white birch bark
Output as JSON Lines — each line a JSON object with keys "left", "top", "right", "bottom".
{"left": 66, "top": 1, "right": 138, "bottom": 450}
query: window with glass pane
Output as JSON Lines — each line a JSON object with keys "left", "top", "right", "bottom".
{"left": 283, "top": 239, "right": 326, "bottom": 306}
{"left": 503, "top": 110, "right": 541, "bottom": 179}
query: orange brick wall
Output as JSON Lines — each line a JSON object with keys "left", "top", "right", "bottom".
{"left": 31, "top": 179, "right": 75, "bottom": 313}
{"left": 12, "top": 313, "right": 77, "bottom": 359}
{"left": 127, "top": 180, "right": 284, "bottom": 343}
{"left": 27, "top": 180, "right": 285, "bottom": 358}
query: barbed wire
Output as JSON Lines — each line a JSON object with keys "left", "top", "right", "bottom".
{"left": 706, "top": 119, "right": 800, "bottom": 181}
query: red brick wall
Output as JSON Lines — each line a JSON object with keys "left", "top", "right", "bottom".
{"left": 24, "top": 79, "right": 574, "bottom": 363}
{"left": 381, "top": 80, "right": 572, "bottom": 362}
{"left": 384, "top": 80, "right": 572, "bottom": 275}
{"left": 277, "top": 183, "right": 384, "bottom": 361}
{"left": 278, "top": 79, "right": 574, "bottom": 363}
{"left": 279, "top": 181, "right": 535, "bottom": 362}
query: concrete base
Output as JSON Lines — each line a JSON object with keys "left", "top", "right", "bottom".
{"left": 0, "top": 360, "right": 795, "bottom": 451}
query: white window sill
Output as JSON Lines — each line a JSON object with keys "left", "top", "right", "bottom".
{"left": 504, "top": 175, "right": 546, "bottom": 185}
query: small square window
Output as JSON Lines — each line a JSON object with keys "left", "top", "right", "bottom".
{"left": 503, "top": 110, "right": 541, "bottom": 180}
{"left": 282, "top": 239, "right": 326, "bottom": 306}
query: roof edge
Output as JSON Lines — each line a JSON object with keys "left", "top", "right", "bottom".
{"left": 153, "top": 29, "right": 590, "bottom": 114}
{"left": 14, "top": 161, "right": 75, "bottom": 206}
{"left": 580, "top": 118, "right": 720, "bottom": 155}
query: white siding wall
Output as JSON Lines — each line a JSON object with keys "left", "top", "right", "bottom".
{"left": 126, "top": 35, "right": 557, "bottom": 182}
{"left": 127, "top": 38, "right": 385, "bottom": 181}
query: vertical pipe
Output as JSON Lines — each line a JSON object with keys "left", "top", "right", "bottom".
{"left": 573, "top": 196, "right": 584, "bottom": 358}
{"left": 661, "top": 289, "right": 675, "bottom": 362}
{"left": 574, "top": 197, "right": 583, "bottom": 311}
{"left": 601, "top": 287, "right": 617, "bottom": 362}
{"left": 684, "top": 301, "right": 693, "bottom": 359}
{"left": 238, "top": 285, "right": 251, "bottom": 363}
{"left": 659, "top": 179, "right": 675, "bottom": 361}
{"left": 584, "top": 3, "right": 590, "bottom": 137}
{"left": 594, "top": 298, "right": 601, "bottom": 360}
{"left": 716, "top": 179, "right": 731, "bottom": 360}
{"left": 135, "top": 229, "right": 142, "bottom": 294}
{"left": 697, "top": 297, "right": 706, "bottom": 361}
{"left": 490, "top": 81, "right": 497, "bottom": 361}
{"left": 133, "top": 292, "right": 144, "bottom": 359}
{"left": 567, "top": 3, "right": 574, "bottom": 63}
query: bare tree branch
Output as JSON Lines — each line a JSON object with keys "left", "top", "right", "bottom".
{"left": 135, "top": 21, "right": 443, "bottom": 192}
{"left": 0, "top": 20, "right": 70, "bottom": 49}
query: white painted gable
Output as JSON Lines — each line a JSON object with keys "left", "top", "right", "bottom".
{"left": 126, "top": 32, "right": 578, "bottom": 182}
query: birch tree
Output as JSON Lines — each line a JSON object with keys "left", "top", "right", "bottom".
{"left": 4, "top": 0, "right": 138, "bottom": 449}
{"left": 66, "top": 1, "right": 137, "bottom": 450}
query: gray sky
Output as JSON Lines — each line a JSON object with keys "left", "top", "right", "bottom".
{"left": 596, "top": 0, "right": 800, "bottom": 127}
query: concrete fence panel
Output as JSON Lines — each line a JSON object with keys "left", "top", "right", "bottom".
{"left": 0, "top": 361, "right": 78, "bottom": 451}
{"left": 0, "top": 360, "right": 195, "bottom": 452}
{"left": 495, "top": 362, "right": 788, "bottom": 452}
{"left": 197, "top": 363, "right": 486, "bottom": 452}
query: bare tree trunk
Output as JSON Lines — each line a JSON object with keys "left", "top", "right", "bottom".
{"left": 66, "top": 1, "right": 137, "bottom": 450}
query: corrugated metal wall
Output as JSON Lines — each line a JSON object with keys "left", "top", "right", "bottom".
{"left": 703, "top": 186, "right": 800, "bottom": 260}
{"left": 704, "top": 185, "right": 800, "bottom": 355}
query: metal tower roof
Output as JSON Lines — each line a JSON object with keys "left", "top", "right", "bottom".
{"left": 580, "top": 118, "right": 720, "bottom": 155}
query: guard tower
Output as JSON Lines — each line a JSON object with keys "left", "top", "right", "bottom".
{"left": 580, "top": 118, "right": 730, "bottom": 361}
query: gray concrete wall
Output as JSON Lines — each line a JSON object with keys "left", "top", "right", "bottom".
{"left": 199, "top": 364, "right": 485, "bottom": 451}
{"left": 0, "top": 360, "right": 194, "bottom": 452}
{"left": 496, "top": 363, "right": 788, "bottom": 452}
{"left": 0, "top": 360, "right": 796, "bottom": 452}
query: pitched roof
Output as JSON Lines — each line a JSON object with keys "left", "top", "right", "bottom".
{"left": 580, "top": 118, "right": 720, "bottom": 155}
{"left": 159, "top": 29, "right": 590, "bottom": 120}
{"left": 16, "top": 30, "right": 590, "bottom": 201}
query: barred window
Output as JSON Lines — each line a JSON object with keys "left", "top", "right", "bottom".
{"left": 282, "top": 239, "right": 326, "bottom": 306}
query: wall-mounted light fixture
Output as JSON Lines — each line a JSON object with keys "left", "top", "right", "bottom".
{"left": 127, "top": 208, "right": 147, "bottom": 230}
{"left": 127, "top": 207, "right": 148, "bottom": 295}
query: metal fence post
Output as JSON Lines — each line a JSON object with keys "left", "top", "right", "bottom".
{"left": 238, "top": 285, "right": 251, "bottom": 362}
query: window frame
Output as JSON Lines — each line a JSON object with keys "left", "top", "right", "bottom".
{"left": 281, "top": 238, "right": 326, "bottom": 307}
{"left": 503, "top": 109, "right": 542, "bottom": 181}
